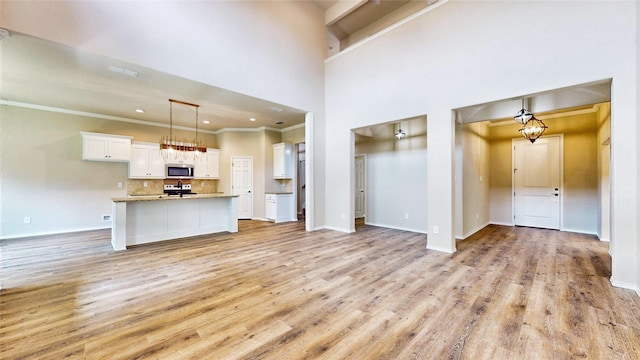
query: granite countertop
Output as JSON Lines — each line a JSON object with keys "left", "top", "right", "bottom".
{"left": 112, "top": 193, "right": 237, "bottom": 202}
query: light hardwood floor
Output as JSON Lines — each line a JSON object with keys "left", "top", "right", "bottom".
{"left": 2, "top": 221, "right": 640, "bottom": 359}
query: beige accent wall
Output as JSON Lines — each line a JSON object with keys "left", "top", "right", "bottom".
{"left": 217, "top": 128, "right": 297, "bottom": 220}
{"left": 0, "top": 106, "right": 168, "bottom": 237}
{"left": 281, "top": 125, "right": 305, "bottom": 145}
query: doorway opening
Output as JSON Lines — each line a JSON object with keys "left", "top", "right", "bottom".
{"left": 351, "top": 116, "right": 428, "bottom": 232}
{"left": 454, "top": 80, "right": 611, "bottom": 240}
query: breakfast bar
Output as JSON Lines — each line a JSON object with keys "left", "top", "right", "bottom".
{"left": 111, "top": 194, "right": 238, "bottom": 251}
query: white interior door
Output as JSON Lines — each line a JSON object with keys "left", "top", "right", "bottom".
{"left": 513, "top": 136, "right": 561, "bottom": 229}
{"left": 354, "top": 156, "right": 365, "bottom": 219}
{"left": 232, "top": 157, "right": 253, "bottom": 219}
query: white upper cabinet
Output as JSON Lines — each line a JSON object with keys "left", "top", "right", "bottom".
{"left": 194, "top": 149, "right": 220, "bottom": 179}
{"left": 129, "top": 142, "right": 165, "bottom": 178}
{"left": 273, "top": 142, "right": 293, "bottom": 179}
{"left": 81, "top": 132, "right": 132, "bottom": 162}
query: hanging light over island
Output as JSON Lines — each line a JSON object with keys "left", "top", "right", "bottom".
{"left": 160, "top": 99, "right": 207, "bottom": 161}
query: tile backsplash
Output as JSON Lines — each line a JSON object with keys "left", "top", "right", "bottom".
{"left": 128, "top": 179, "right": 164, "bottom": 196}
{"left": 127, "top": 179, "right": 219, "bottom": 195}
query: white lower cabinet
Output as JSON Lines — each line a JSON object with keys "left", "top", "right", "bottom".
{"left": 265, "top": 193, "right": 295, "bottom": 223}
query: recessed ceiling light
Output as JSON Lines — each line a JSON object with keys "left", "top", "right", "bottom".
{"left": 249, "top": 117, "right": 256, "bottom": 122}
{"left": 203, "top": 120, "right": 210, "bottom": 124}
{"left": 135, "top": 109, "right": 145, "bottom": 113}
{"left": 268, "top": 106, "right": 283, "bottom": 112}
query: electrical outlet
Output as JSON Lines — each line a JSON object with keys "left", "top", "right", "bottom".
{"left": 433, "top": 226, "right": 439, "bottom": 234}
{"left": 143, "top": 181, "right": 148, "bottom": 188}
{"left": 24, "top": 217, "right": 31, "bottom": 224}
{"left": 117, "top": 182, "right": 123, "bottom": 189}
{"left": 405, "top": 213, "right": 409, "bottom": 219}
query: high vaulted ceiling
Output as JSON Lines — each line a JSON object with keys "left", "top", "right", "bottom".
{"left": 2, "top": 2, "right": 611, "bottom": 136}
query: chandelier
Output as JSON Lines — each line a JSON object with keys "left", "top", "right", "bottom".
{"left": 160, "top": 99, "right": 207, "bottom": 161}
{"left": 514, "top": 97, "right": 547, "bottom": 143}
{"left": 519, "top": 116, "right": 548, "bottom": 143}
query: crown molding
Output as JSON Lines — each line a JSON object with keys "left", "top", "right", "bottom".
{"left": 0, "top": 100, "right": 304, "bottom": 134}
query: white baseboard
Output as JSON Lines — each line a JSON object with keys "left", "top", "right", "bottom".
{"left": 322, "top": 225, "right": 351, "bottom": 233}
{"left": 364, "top": 221, "right": 427, "bottom": 234}
{"left": 1, "top": 226, "right": 110, "bottom": 240}
{"left": 458, "top": 222, "right": 490, "bottom": 240}
{"left": 610, "top": 278, "right": 640, "bottom": 297}
{"left": 489, "top": 221, "right": 513, "bottom": 227}
{"left": 561, "top": 227, "right": 598, "bottom": 236}
{"left": 426, "top": 244, "right": 456, "bottom": 253}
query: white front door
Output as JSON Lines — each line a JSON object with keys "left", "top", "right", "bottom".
{"left": 513, "top": 136, "right": 561, "bottom": 229}
{"left": 354, "top": 156, "right": 365, "bottom": 219}
{"left": 232, "top": 157, "right": 253, "bottom": 219}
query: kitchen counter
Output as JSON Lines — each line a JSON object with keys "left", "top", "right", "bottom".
{"left": 111, "top": 194, "right": 238, "bottom": 251}
{"left": 112, "top": 193, "right": 234, "bottom": 202}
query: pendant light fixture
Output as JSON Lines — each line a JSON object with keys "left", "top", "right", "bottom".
{"left": 513, "top": 97, "right": 548, "bottom": 143}
{"left": 160, "top": 99, "right": 207, "bottom": 161}
{"left": 513, "top": 98, "right": 533, "bottom": 124}
{"left": 519, "top": 115, "right": 548, "bottom": 143}
{"left": 394, "top": 122, "right": 406, "bottom": 140}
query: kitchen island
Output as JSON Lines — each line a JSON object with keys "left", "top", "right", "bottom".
{"left": 111, "top": 194, "right": 238, "bottom": 251}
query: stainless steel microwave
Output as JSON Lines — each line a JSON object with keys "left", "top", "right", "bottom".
{"left": 166, "top": 164, "right": 194, "bottom": 179}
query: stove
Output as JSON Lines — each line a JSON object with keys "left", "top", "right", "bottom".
{"left": 164, "top": 183, "right": 194, "bottom": 196}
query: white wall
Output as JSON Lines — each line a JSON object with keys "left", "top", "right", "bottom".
{"left": 636, "top": 0, "right": 640, "bottom": 290}
{"left": 325, "top": 1, "right": 638, "bottom": 289}
{"left": 354, "top": 118, "right": 428, "bottom": 233}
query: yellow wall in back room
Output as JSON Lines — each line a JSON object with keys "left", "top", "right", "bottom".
{"left": 487, "top": 110, "right": 600, "bottom": 233}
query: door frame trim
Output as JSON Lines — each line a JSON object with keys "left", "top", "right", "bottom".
{"left": 354, "top": 154, "right": 367, "bottom": 220}
{"left": 511, "top": 134, "right": 564, "bottom": 228}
